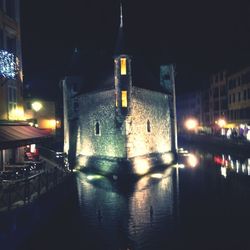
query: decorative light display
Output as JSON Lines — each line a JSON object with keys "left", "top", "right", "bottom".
{"left": 0, "top": 50, "right": 18, "bottom": 79}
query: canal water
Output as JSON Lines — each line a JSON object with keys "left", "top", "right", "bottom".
{"left": 4, "top": 144, "right": 250, "bottom": 250}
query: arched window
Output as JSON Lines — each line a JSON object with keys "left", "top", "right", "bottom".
{"left": 147, "top": 120, "right": 151, "bottom": 133}
{"left": 95, "top": 122, "right": 100, "bottom": 135}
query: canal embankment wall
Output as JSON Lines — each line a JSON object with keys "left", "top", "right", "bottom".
{"left": 179, "top": 133, "right": 250, "bottom": 155}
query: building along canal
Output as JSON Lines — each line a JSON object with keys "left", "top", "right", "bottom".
{"left": 2, "top": 143, "right": 250, "bottom": 250}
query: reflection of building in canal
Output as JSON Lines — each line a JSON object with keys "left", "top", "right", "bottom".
{"left": 214, "top": 154, "right": 250, "bottom": 178}
{"left": 75, "top": 167, "right": 177, "bottom": 249}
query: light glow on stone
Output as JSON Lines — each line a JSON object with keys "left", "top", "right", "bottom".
{"left": 81, "top": 139, "right": 94, "bottom": 156}
{"left": 133, "top": 158, "right": 151, "bottom": 175}
{"left": 78, "top": 155, "right": 88, "bottom": 167}
{"left": 151, "top": 173, "right": 163, "bottom": 179}
{"left": 87, "top": 175, "right": 103, "bottom": 181}
{"left": 157, "top": 140, "right": 169, "bottom": 153}
{"left": 162, "top": 153, "right": 174, "bottom": 165}
{"left": 128, "top": 137, "right": 147, "bottom": 158}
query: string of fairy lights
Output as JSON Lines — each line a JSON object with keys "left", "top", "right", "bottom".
{"left": 0, "top": 50, "right": 18, "bottom": 79}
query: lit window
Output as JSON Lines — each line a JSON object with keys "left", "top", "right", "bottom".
{"left": 120, "top": 58, "right": 127, "bottom": 75}
{"left": 147, "top": 120, "right": 151, "bottom": 133}
{"left": 121, "top": 91, "right": 127, "bottom": 107}
{"left": 95, "top": 122, "right": 100, "bottom": 135}
{"left": 115, "top": 92, "right": 118, "bottom": 107}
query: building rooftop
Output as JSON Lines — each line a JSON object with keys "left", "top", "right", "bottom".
{"left": 66, "top": 49, "right": 165, "bottom": 95}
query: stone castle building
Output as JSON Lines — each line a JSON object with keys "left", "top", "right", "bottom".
{"left": 62, "top": 4, "right": 177, "bottom": 176}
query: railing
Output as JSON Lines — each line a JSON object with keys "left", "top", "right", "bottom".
{"left": 0, "top": 167, "right": 70, "bottom": 212}
{"left": 38, "top": 146, "right": 68, "bottom": 168}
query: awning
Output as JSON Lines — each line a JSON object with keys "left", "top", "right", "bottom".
{"left": 0, "top": 125, "right": 52, "bottom": 150}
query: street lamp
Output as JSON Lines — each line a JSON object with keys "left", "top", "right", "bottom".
{"left": 31, "top": 101, "right": 43, "bottom": 112}
{"left": 216, "top": 118, "right": 226, "bottom": 128}
{"left": 185, "top": 118, "right": 198, "bottom": 131}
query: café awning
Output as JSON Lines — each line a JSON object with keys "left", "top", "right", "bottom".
{"left": 0, "top": 124, "right": 52, "bottom": 150}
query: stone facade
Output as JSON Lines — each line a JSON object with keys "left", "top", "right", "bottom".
{"left": 127, "top": 87, "right": 171, "bottom": 158}
{"left": 74, "top": 87, "right": 171, "bottom": 161}
{"left": 77, "top": 89, "right": 126, "bottom": 159}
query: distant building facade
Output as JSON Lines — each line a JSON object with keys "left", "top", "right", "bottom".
{"left": 208, "top": 70, "right": 228, "bottom": 124}
{"left": 227, "top": 66, "right": 250, "bottom": 124}
{"left": 177, "top": 67, "right": 250, "bottom": 137}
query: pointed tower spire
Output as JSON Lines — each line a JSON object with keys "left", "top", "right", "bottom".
{"left": 115, "top": 1, "right": 127, "bottom": 55}
{"left": 120, "top": 1, "right": 123, "bottom": 28}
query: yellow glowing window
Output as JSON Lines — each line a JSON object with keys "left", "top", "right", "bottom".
{"left": 115, "top": 93, "right": 118, "bottom": 107}
{"left": 121, "top": 91, "right": 127, "bottom": 107}
{"left": 120, "top": 58, "right": 127, "bottom": 75}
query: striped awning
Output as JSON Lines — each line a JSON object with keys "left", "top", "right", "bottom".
{"left": 0, "top": 125, "right": 52, "bottom": 149}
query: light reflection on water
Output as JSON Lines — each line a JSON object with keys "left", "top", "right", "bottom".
{"left": 16, "top": 147, "right": 250, "bottom": 250}
{"left": 213, "top": 153, "right": 250, "bottom": 177}
{"left": 75, "top": 167, "right": 176, "bottom": 250}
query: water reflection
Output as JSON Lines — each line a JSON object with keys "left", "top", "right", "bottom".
{"left": 75, "top": 166, "right": 177, "bottom": 250}
{"left": 13, "top": 146, "right": 250, "bottom": 250}
{"left": 213, "top": 154, "right": 250, "bottom": 178}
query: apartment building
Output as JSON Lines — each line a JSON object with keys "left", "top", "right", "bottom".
{"left": 0, "top": 0, "right": 23, "bottom": 121}
{"left": 208, "top": 71, "right": 228, "bottom": 124}
{"left": 228, "top": 66, "right": 250, "bottom": 124}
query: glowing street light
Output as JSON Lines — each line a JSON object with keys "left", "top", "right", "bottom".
{"left": 216, "top": 118, "right": 226, "bottom": 128}
{"left": 31, "top": 101, "right": 43, "bottom": 112}
{"left": 185, "top": 118, "right": 198, "bottom": 131}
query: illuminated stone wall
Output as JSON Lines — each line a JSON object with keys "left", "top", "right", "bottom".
{"left": 76, "top": 87, "right": 172, "bottom": 160}
{"left": 63, "top": 76, "right": 82, "bottom": 154}
{"left": 78, "top": 89, "right": 126, "bottom": 158}
{"left": 127, "top": 87, "right": 172, "bottom": 158}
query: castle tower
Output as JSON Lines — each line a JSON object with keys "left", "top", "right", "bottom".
{"left": 114, "top": 2, "right": 132, "bottom": 122}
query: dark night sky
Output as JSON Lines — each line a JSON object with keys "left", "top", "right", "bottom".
{"left": 20, "top": 0, "right": 250, "bottom": 98}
